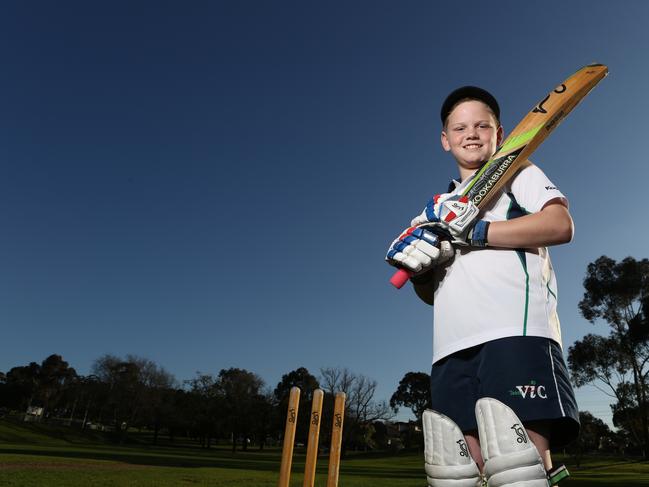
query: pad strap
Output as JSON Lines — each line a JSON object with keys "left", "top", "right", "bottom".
{"left": 547, "top": 464, "right": 570, "bottom": 485}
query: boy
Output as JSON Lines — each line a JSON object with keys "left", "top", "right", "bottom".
{"left": 386, "top": 86, "right": 579, "bottom": 486}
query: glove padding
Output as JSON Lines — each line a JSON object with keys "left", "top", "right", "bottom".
{"left": 386, "top": 226, "right": 454, "bottom": 274}
{"left": 412, "top": 193, "right": 489, "bottom": 247}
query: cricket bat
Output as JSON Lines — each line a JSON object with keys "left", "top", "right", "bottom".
{"left": 390, "top": 63, "right": 608, "bottom": 289}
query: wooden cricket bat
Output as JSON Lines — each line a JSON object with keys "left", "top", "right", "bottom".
{"left": 390, "top": 63, "right": 608, "bottom": 289}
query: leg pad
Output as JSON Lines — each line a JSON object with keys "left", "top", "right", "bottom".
{"left": 475, "top": 398, "right": 548, "bottom": 487}
{"left": 423, "top": 409, "right": 482, "bottom": 487}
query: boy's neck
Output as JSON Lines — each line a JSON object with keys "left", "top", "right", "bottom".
{"left": 458, "top": 163, "right": 484, "bottom": 182}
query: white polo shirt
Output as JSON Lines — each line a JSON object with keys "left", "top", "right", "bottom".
{"left": 430, "top": 163, "right": 567, "bottom": 364}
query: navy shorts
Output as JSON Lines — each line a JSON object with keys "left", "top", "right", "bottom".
{"left": 430, "top": 336, "right": 579, "bottom": 448}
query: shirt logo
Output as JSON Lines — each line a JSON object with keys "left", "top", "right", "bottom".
{"left": 509, "top": 379, "right": 548, "bottom": 399}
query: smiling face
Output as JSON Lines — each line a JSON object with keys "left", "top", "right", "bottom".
{"left": 441, "top": 99, "right": 503, "bottom": 180}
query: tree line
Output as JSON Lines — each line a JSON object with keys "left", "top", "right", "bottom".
{"left": 0, "top": 255, "right": 647, "bottom": 458}
{"left": 0, "top": 356, "right": 396, "bottom": 453}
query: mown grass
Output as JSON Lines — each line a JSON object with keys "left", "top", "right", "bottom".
{"left": 0, "top": 419, "right": 647, "bottom": 486}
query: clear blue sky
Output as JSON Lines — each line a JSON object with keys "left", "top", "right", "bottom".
{"left": 0, "top": 1, "right": 646, "bottom": 427}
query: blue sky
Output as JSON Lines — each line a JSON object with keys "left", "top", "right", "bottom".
{"left": 0, "top": 1, "right": 646, "bottom": 427}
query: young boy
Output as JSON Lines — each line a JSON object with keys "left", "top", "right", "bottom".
{"left": 386, "top": 86, "right": 579, "bottom": 485}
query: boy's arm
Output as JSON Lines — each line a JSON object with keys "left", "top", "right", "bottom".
{"left": 485, "top": 198, "right": 573, "bottom": 248}
{"left": 411, "top": 200, "right": 571, "bottom": 305}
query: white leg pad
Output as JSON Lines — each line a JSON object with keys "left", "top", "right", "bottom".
{"left": 422, "top": 409, "right": 482, "bottom": 487}
{"left": 475, "top": 398, "right": 548, "bottom": 487}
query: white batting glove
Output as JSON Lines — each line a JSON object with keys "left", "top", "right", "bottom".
{"left": 386, "top": 226, "right": 454, "bottom": 275}
{"left": 412, "top": 193, "right": 490, "bottom": 247}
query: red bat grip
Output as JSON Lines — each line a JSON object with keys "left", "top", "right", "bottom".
{"left": 390, "top": 268, "right": 412, "bottom": 289}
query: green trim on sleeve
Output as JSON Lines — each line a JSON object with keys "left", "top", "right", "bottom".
{"left": 547, "top": 283, "right": 557, "bottom": 300}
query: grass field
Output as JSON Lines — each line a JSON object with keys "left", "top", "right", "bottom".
{"left": 0, "top": 419, "right": 647, "bottom": 486}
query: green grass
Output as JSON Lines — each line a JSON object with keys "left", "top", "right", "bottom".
{"left": 0, "top": 419, "right": 647, "bottom": 486}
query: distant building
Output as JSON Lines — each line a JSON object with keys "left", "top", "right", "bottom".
{"left": 24, "top": 406, "right": 44, "bottom": 422}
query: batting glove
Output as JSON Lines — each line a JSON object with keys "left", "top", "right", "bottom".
{"left": 412, "top": 193, "right": 490, "bottom": 247}
{"left": 386, "top": 226, "right": 454, "bottom": 275}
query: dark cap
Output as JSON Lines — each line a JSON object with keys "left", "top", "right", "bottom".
{"left": 440, "top": 86, "right": 500, "bottom": 125}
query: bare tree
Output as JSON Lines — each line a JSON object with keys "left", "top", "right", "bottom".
{"left": 320, "top": 367, "right": 354, "bottom": 396}
{"left": 321, "top": 367, "right": 391, "bottom": 421}
{"left": 320, "top": 367, "right": 393, "bottom": 452}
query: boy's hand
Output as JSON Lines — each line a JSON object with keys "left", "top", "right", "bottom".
{"left": 386, "top": 226, "right": 454, "bottom": 274}
{"left": 411, "top": 194, "right": 489, "bottom": 247}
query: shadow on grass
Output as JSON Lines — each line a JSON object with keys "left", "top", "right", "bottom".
{"left": 578, "top": 459, "right": 648, "bottom": 470}
{"left": 0, "top": 446, "right": 283, "bottom": 471}
{"left": 0, "top": 447, "right": 435, "bottom": 481}
{"left": 1, "top": 428, "right": 645, "bottom": 483}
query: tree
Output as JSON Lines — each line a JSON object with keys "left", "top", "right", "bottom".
{"left": 91, "top": 354, "right": 174, "bottom": 441}
{"left": 320, "top": 367, "right": 393, "bottom": 452}
{"left": 66, "top": 374, "right": 102, "bottom": 429}
{"left": 0, "top": 355, "right": 77, "bottom": 421}
{"left": 135, "top": 360, "right": 176, "bottom": 444}
{"left": 249, "top": 389, "right": 274, "bottom": 451}
{"left": 93, "top": 356, "right": 140, "bottom": 437}
{"left": 3, "top": 362, "right": 41, "bottom": 411}
{"left": 217, "top": 368, "right": 265, "bottom": 452}
{"left": 568, "top": 256, "right": 649, "bottom": 458}
{"left": 38, "top": 354, "right": 77, "bottom": 417}
{"left": 0, "top": 372, "right": 6, "bottom": 412}
{"left": 165, "top": 388, "right": 196, "bottom": 443}
{"left": 274, "top": 367, "right": 320, "bottom": 447}
{"left": 390, "top": 371, "right": 432, "bottom": 424}
{"left": 185, "top": 373, "right": 222, "bottom": 448}
{"left": 566, "top": 411, "right": 614, "bottom": 466}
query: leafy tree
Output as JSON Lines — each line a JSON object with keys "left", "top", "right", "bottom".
{"left": 165, "top": 388, "right": 196, "bottom": 443}
{"left": 185, "top": 373, "right": 222, "bottom": 448}
{"left": 39, "top": 354, "right": 77, "bottom": 416}
{"left": 568, "top": 256, "right": 649, "bottom": 458}
{"left": 0, "top": 372, "right": 6, "bottom": 410}
{"left": 611, "top": 381, "right": 648, "bottom": 455}
{"left": 274, "top": 367, "right": 320, "bottom": 446}
{"left": 217, "top": 368, "right": 265, "bottom": 452}
{"left": 251, "top": 390, "right": 274, "bottom": 450}
{"left": 136, "top": 362, "right": 176, "bottom": 444}
{"left": 3, "top": 362, "right": 41, "bottom": 411}
{"left": 93, "top": 356, "right": 140, "bottom": 437}
{"left": 390, "top": 371, "right": 432, "bottom": 424}
{"left": 274, "top": 367, "right": 320, "bottom": 400}
{"left": 91, "top": 354, "right": 174, "bottom": 442}
{"left": 566, "top": 411, "right": 614, "bottom": 466}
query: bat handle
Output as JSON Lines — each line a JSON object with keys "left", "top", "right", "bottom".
{"left": 390, "top": 268, "right": 412, "bottom": 289}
